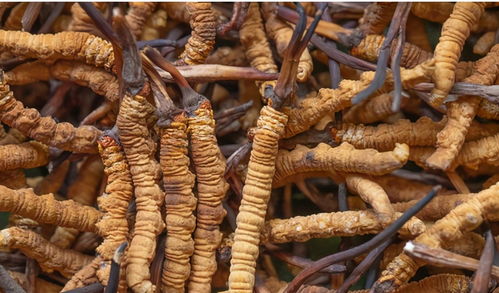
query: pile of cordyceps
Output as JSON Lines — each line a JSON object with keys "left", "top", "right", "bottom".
{"left": 0, "top": 2, "right": 498, "bottom": 293}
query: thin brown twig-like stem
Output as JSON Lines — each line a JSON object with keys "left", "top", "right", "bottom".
{"left": 404, "top": 241, "right": 499, "bottom": 280}
{"left": 337, "top": 237, "right": 394, "bottom": 293}
{"left": 471, "top": 229, "right": 495, "bottom": 293}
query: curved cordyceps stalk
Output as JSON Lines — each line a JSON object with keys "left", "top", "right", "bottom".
{"left": 0, "top": 79, "right": 101, "bottom": 153}
{"left": 261, "top": 3, "right": 313, "bottom": 82}
{"left": 0, "top": 227, "right": 94, "bottom": 277}
{"left": 0, "top": 141, "right": 48, "bottom": 170}
{"left": 229, "top": 7, "right": 325, "bottom": 292}
{"left": 0, "top": 185, "right": 101, "bottom": 232}
{"left": 176, "top": 2, "right": 217, "bottom": 65}
{"left": 62, "top": 256, "right": 102, "bottom": 291}
{"left": 352, "top": 35, "right": 433, "bottom": 69}
{"left": 95, "top": 135, "right": 133, "bottom": 261}
{"left": 272, "top": 143, "right": 409, "bottom": 188}
{"left": 262, "top": 210, "right": 424, "bottom": 244}
{"left": 125, "top": 2, "right": 157, "bottom": 39}
{"left": 0, "top": 29, "right": 115, "bottom": 71}
{"left": 239, "top": 2, "right": 279, "bottom": 96}
{"left": 426, "top": 44, "right": 499, "bottom": 170}
{"left": 374, "top": 182, "right": 499, "bottom": 292}
{"left": 159, "top": 113, "right": 197, "bottom": 292}
{"left": 430, "top": 2, "right": 486, "bottom": 106}
{"left": 5, "top": 60, "right": 121, "bottom": 102}
{"left": 345, "top": 174, "right": 398, "bottom": 228}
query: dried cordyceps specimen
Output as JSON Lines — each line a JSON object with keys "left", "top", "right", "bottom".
{"left": 5, "top": 60, "right": 120, "bottom": 102}
{"left": 273, "top": 143, "right": 409, "bottom": 188}
{"left": 0, "top": 141, "right": 48, "bottom": 171}
{"left": 352, "top": 34, "right": 432, "bottom": 69}
{"left": 375, "top": 182, "right": 499, "bottom": 291}
{"left": 431, "top": 2, "right": 486, "bottom": 106}
{"left": 0, "top": 185, "right": 101, "bottom": 232}
{"left": 0, "top": 30, "right": 115, "bottom": 71}
{"left": 159, "top": 113, "right": 197, "bottom": 292}
{"left": 345, "top": 174, "right": 398, "bottom": 228}
{"left": 0, "top": 79, "right": 102, "bottom": 153}
{"left": 125, "top": 2, "right": 157, "bottom": 39}
{"left": 261, "top": 3, "right": 313, "bottom": 82}
{"left": 333, "top": 116, "right": 499, "bottom": 152}
{"left": 34, "top": 160, "right": 70, "bottom": 195}
{"left": 175, "top": 3, "right": 216, "bottom": 65}
{"left": 62, "top": 256, "right": 101, "bottom": 291}
{"left": 239, "top": 2, "right": 278, "bottom": 95}
{"left": 0, "top": 227, "right": 93, "bottom": 277}
{"left": 425, "top": 44, "right": 499, "bottom": 170}
{"left": 68, "top": 3, "right": 108, "bottom": 37}
{"left": 473, "top": 31, "right": 496, "bottom": 55}
{"left": 95, "top": 135, "right": 133, "bottom": 261}
{"left": 117, "top": 94, "right": 164, "bottom": 293}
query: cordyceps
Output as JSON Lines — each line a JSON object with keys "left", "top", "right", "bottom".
{"left": 95, "top": 135, "right": 133, "bottom": 272}
{"left": 272, "top": 142, "right": 409, "bottom": 188}
{"left": 239, "top": 2, "right": 278, "bottom": 96}
{"left": 145, "top": 47, "right": 228, "bottom": 293}
{"left": 430, "top": 2, "right": 487, "bottom": 106}
{"left": 125, "top": 2, "right": 158, "bottom": 39}
{"left": 425, "top": 44, "right": 499, "bottom": 171}
{"left": 261, "top": 3, "right": 313, "bottom": 82}
{"left": 0, "top": 29, "right": 115, "bottom": 71}
{"left": 176, "top": 2, "right": 217, "bottom": 65}
{"left": 159, "top": 112, "right": 197, "bottom": 292}
{"left": 0, "top": 76, "right": 101, "bottom": 153}
{"left": 374, "top": 181, "right": 499, "bottom": 292}
{"left": 228, "top": 7, "right": 324, "bottom": 292}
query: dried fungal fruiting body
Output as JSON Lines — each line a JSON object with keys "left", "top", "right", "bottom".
{"left": 431, "top": 2, "right": 486, "bottom": 105}
{"left": 187, "top": 103, "right": 228, "bottom": 293}
{"left": 117, "top": 94, "right": 164, "bottom": 293}
{"left": 473, "top": 31, "right": 496, "bottom": 55}
{"left": 95, "top": 136, "right": 133, "bottom": 261}
{"left": 262, "top": 3, "right": 313, "bottom": 82}
{"left": 0, "top": 30, "right": 115, "bottom": 71}
{"left": 177, "top": 3, "right": 216, "bottom": 65}
{"left": 239, "top": 3, "right": 278, "bottom": 95}
{"left": 62, "top": 256, "right": 102, "bottom": 291}
{"left": 262, "top": 209, "right": 424, "bottom": 244}
{"left": 393, "top": 274, "right": 470, "bottom": 293}
{"left": 0, "top": 185, "right": 100, "bottom": 232}
{"left": 426, "top": 44, "right": 499, "bottom": 170}
{"left": 375, "top": 182, "right": 499, "bottom": 291}
{"left": 0, "top": 141, "right": 48, "bottom": 171}
{"left": 352, "top": 34, "right": 432, "bottom": 69}
{"left": 5, "top": 60, "right": 120, "bottom": 102}
{"left": 0, "top": 227, "right": 93, "bottom": 277}
{"left": 229, "top": 106, "right": 287, "bottom": 292}
{"left": 273, "top": 142, "right": 409, "bottom": 188}
{"left": 160, "top": 114, "right": 197, "bottom": 293}
{"left": 125, "top": 2, "right": 158, "bottom": 39}
{"left": 345, "top": 174, "right": 397, "bottom": 227}
{"left": 0, "top": 81, "right": 101, "bottom": 153}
